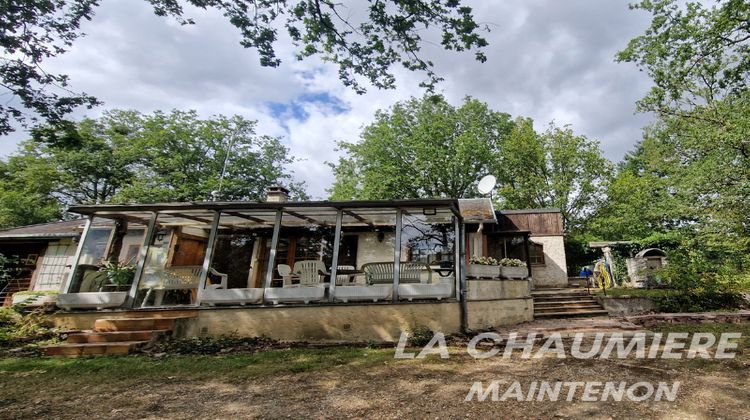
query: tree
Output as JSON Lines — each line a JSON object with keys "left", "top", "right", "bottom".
{"left": 612, "top": 0, "right": 750, "bottom": 267}
{"left": 115, "top": 109, "right": 307, "bottom": 203}
{"left": 588, "top": 133, "right": 695, "bottom": 240}
{"left": 617, "top": 0, "right": 750, "bottom": 115}
{"left": 0, "top": 109, "right": 306, "bottom": 228}
{"left": 0, "top": 156, "right": 61, "bottom": 229}
{"left": 328, "top": 95, "right": 513, "bottom": 200}
{"left": 0, "top": 0, "right": 488, "bottom": 135}
{"left": 494, "top": 119, "right": 613, "bottom": 232}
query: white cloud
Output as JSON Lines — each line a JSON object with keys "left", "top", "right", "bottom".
{"left": 1, "top": 0, "right": 656, "bottom": 198}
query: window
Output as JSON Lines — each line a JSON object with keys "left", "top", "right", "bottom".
{"left": 530, "top": 242, "right": 545, "bottom": 265}
{"left": 487, "top": 234, "right": 527, "bottom": 261}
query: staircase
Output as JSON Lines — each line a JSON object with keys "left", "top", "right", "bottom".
{"left": 42, "top": 316, "right": 191, "bottom": 357}
{"left": 532, "top": 288, "right": 608, "bottom": 319}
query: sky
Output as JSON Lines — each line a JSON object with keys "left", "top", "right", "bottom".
{"left": 1, "top": 0, "right": 655, "bottom": 198}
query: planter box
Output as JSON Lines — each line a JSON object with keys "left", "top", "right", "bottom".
{"left": 201, "top": 288, "right": 264, "bottom": 306}
{"left": 467, "top": 264, "right": 500, "bottom": 279}
{"left": 264, "top": 285, "right": 325, "bottom": 304}
{"left": 56, "top": 292, "right": 128, "bottom": 310}
{"left": 11, "top": 293, "right": 57, "bottom": 307}
{"left": 333, "top": 285, "right": 392, "bottom": 303}
{"left": 398, "top": 278, "right": 454, "bottom": 301}
{"left": 500, "top": 266, "right": 528, "bottom": 279}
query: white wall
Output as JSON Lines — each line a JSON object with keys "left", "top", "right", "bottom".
{"left": 529, "top": 235, "right": 568, "bottom": 288}
{"left": 33, "top": 239, "right": 76, "bottom": 292}
{"left": 355, "top": 232, "right": 395, "bottom": 266}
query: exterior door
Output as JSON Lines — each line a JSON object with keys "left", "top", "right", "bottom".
{"left": 171, "top": 236, "right": 206, "bottom": 266}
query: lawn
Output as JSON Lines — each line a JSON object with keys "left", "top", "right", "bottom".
{"left": 1, "top": 323, "right": 749, "bottom": 418}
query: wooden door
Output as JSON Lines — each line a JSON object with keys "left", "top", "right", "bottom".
{"left": 171, "top": 236, "right": 206, "bottom": 266}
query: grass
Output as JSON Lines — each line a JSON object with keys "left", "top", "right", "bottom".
{"left": 0, "top": 346, "right": 397, "bottom": 383}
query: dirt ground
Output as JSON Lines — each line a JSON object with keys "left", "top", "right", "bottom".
{"left": 1, "top": 345, "right": 749, "bottom": 419}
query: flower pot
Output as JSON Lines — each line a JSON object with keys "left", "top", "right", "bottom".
{"left": 500, "top": 266, "right": 528, "bottom": 279}
{"left": 467, "top": 264, "right": 500, "bottom": 279}
{"left": 11, "top": 293, "right": 58, "bottom": 306}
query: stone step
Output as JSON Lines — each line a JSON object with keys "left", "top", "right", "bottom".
{"left": 93, "top": 317, "right": 184, "bottom": 332}
{"left": 41, "top": 341, "right": 149, "bottom": 357}
{"left": 534, "top": 309, "right": 610, "bottom": 319}
{"left": 534, "top": 305, "right": 605, "bottom": 314}
{"left": 533, "top": 297, "right": 597, "bottom": 304}
{"left": 531, "top": 290, "right": 592, "bottom": 297}
{"left": 66, "top": 330, "right": 169, "bottom": 343}
{"left": 534, "top": 300, "right": 599, "bottom": 307}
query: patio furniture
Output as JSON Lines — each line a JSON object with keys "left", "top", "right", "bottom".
{"left": 142, "top": 266, "right": 228, "bottom": 306}
{"left": 201, "top": 288, "right": 264, "bottom": 306}
{"left": 335, "top": 265, "right": 357, "bottom": 285}
{"left": 293, "top": 260, "right": 328, "bottom": 285}
{"left": 361, "top": 261, "right": 431, "bottom": 285}
{"left": 277, "top": 264, "right": 298, "bottom": 287}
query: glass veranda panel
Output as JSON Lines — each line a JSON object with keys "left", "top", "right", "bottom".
{"left": 207, "top": 212, "right": 273, "bottom": 289}
{"left": 397, "top": 208, "right": 457, "bottom": 300}
{"left": 68, "top": 216, "right": 148, "bottom": 293}
{"left": 134, "top": 211, "right": 215, "bottom": 307}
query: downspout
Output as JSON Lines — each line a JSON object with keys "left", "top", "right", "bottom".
{"left": 459, "top": 222, "right": 469, "bottom": 334}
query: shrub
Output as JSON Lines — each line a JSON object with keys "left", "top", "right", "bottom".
{"left": 0, "top": 306, "right": 59, "bottom": 347}
{"left": 498, "top": 258, "right": 526, "bottom": 267}
{"left": 652, "top": 290, "right": 746, "bottom": 313}
{"left": 408, "top": 325, "right": 435, "bottom": 347}
{"left": 469, "top": 256, "right": 499, "bottom": 266}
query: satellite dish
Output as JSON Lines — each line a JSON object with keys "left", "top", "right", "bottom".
{"left": 477, "top": 175, "right": 497, "bottom": 195}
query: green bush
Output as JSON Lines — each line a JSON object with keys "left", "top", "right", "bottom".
{"left": 408, "top": 325, "right": 435, "bottom": 347}
{"left": 0, "top": 306, "right": 59, "bottom": 347}
{"left": 652, "top": 290, "right": 746, "bottom": 313}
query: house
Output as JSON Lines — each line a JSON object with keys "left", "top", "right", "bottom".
{"left": 0, "top": 220, "right": 84, "bottom": 305}
{"left": 1, "top": 189, "right": 570, "bottom": 342}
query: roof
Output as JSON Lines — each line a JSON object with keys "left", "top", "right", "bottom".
{"left": 497, "top": 208, "right": 561, "bottom": 215}
{"left": 67, "top": 198, "right": 461, "bottom": 215}
{"left": 0, "top": 219, "right": 85, "bottom": 240}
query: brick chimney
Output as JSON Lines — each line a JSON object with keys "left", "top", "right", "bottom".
{"left": 266, "top": 185, "right": 290, "bottom": 202}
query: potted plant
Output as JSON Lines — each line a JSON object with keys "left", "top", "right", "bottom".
{"left": 99, "top": 261, "right": 136, "bottom": 291}
{"left": 499, "top": 258, "right": 528, "bottom": 279}
{"left": 467, "top": 256, "right": 501, "bottom": 278}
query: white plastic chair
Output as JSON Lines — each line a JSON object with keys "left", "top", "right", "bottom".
{"left": 293, "top": 260, "right": 327, "bottom": 286}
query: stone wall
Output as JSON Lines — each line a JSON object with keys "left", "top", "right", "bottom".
{"left": 596, "top": 296, "right": 658, "bottom": 316}
{"left": 529, "top": 235, "right": 568, "bottom": 288}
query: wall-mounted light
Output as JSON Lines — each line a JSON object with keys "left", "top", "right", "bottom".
{"left": 377, "top": 230, "right": 385, "bottom": 242}
{"left": 422, "top": 208, "right": 437, "bottom": 216}
{"left": 155, "top": 230, "right": 167, "bottom": 242}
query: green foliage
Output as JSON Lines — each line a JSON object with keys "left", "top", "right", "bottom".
{"left": 98, "top": 261, "right": 135, "bottom": 288}
{"left": 651, "top": 290, "right": 746, "bottom": 313}
{"left": 0, "top": 307, "right": 59, "bottom": 348}
{"left": 1, "top": 0, "right": 488, "bottom": 134}
{"left": 146, "top": 335, "right": 281, "bottom": 355}
{"left": 564, "top": 234, "right": 600, "bottom": 275}
{"left": 495, "top": 120, "right": 613, "bottom": 231}
{"left": 617, "top": 0, "right": 750, "bottom": 114}
{"left": 498, "top": 258, "right": 526, "bottom": 267}
{"left": 329, "top": 95, "right": 612, "bottom": 233}
{"left": 407, "top": 325, "right": 435, "bottom": 347}
{"left": 329, "top": 95, "right": 513, "bottom": 200}
{"left": 0, "top": 109, "right": 306, "bottom": 228}
{"left": 468, "top": 256, "right": 499, "bottom": 266}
